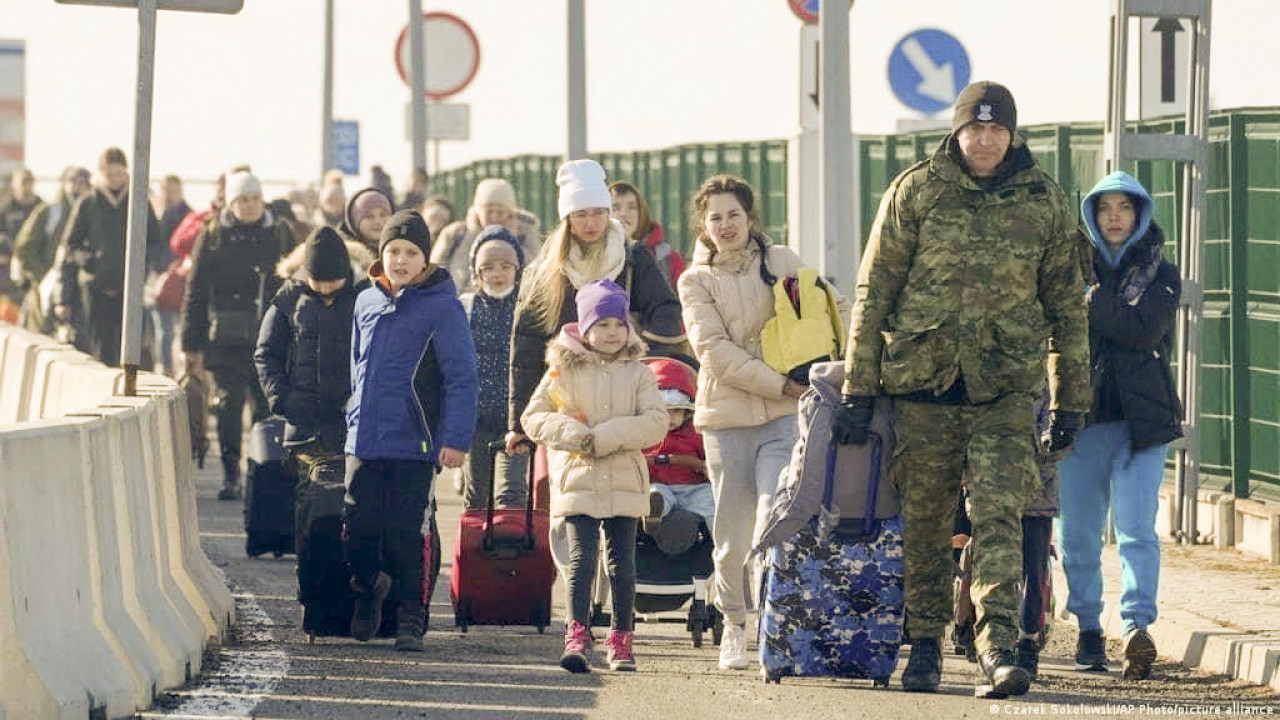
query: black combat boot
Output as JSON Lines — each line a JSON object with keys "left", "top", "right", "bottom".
{"left": 901, "top": 637, "right": 942, "bottom": 692}
{"left": 976, "top": 648, "right": 1031, "bottom": 698}
{"left": 1013, "top": 637, "right": 1039, "bottom": 679}
{"left": 395, "top": 603, "right": 426, "bottom": 652}
{"left": 218, "top": 465, "right": 242, "bottom": 501}
{"left": 1074, "top": 629, "right": 1109, "bottom": 672}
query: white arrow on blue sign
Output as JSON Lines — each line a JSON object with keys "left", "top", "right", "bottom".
{"left": 888, "top": 28, "right": 970, "bottom": 115}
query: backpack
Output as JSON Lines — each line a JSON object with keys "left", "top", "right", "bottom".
{"left": 760, "top": 266, "right": 844, "bottom": 381}
{"left": 754, "top": 361, "right": 896, "bottom": 552}
{"left": 179, "top": 372, "right": 211, "bottom": 468}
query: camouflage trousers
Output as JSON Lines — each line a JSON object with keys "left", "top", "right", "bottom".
{"left": 893, "top": 393, "right": 1039, "bottom": 653}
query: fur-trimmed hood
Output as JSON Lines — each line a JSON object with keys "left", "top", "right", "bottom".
{"left": 547, "top": 322, "right": 648, "bottom": 369}
{"left": 276, "top": 238, "right": 376, "bottom": 281}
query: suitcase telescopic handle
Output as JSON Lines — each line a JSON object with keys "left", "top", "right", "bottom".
{"left": 486, "top": 439, "right": 537, "bottom": 552}
{"left": 823, "top": 431, "right": 883, "bottom": 538}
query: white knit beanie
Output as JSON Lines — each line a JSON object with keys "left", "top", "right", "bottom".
{"left": 556, "top": 159, "right": 611, "bottom": 219}
{"left": 226, "top": 170, "right": 262, "bottom": 204}
{"left": 472, "top": 178, "right": 517, "bottom": 212}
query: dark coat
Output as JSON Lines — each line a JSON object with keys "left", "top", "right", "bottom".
{"left": 462, "top": 288, "right": 518, "bottom": 430}
{"left": 508, "top": 241, "right": 686, "bottom": 434}
{"left": 180, "top": 209, "right": 294, "bottom": 362}
{"left": 346, "top": 267, "right": 478, "bottom": 463}
{"left": 255, "top": 273, "right": 367, "bottom": 451}
{"left": 58, "top": 188, "right": 166, "bottom": 305}
{"left": 1087, "top": 224, "right": 1184, "bottom": 452}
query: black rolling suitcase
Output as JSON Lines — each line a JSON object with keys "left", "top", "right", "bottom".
{"left": 296, "top": 473, "right": 443, "bottom": 641}
{"left": 244, "top": 417, "right": 297, "bottom": 558}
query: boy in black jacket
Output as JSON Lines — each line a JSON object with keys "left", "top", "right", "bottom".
{"left": 255, "top": 226, "right": 366, "bottom": 489}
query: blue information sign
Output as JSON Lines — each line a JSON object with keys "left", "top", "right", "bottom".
{"left": 888, "top": 29, "right": 970, "bottom": 115}
{"left": 333, "top": 120, "right": 360, "bottom": 176}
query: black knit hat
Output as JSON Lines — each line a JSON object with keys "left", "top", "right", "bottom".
{"left": 952, "top": 81, "right": 1017, "bottom": 135}
{"left": 379, "top": 209, "right": 431, "bottom": 257}
{"left": 304, "top": 226, "right": 350, "bottom": 281}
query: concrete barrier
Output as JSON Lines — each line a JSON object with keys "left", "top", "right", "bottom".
{"left": 0, "top": 326, "right": 234, "bottom": 719}
{"left": 0, "top": 327, "right": 46, "bottom": 424}
{"left": 0, "top": 419, "right": 140, "bottom": 719}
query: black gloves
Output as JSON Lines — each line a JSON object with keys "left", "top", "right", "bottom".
{"left": 833, "top": 395, "right": 875, "bottom": 446}
{"left": 1045, "top": 410, "right": 1083, "bottom": 454}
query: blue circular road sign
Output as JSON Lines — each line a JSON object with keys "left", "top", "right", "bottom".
{"left": 888, "top": 28, "right": 970, "bottom": 115}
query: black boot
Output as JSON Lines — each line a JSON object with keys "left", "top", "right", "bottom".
{"left": 1013, "top": 637, "right": 1039, "bottom": 679}
{"left": 901, "top": 637, "right": 942, "bottom": 692}
{"left": 350, "top": 571, "right": 391, "bottom": 641}
{"left": 218, "top": 465, "right": 242, "bottom": 501}
{"left": 395, "top": 603, "right": 426, "bottom": 652}
{"left": 976, "top": 648, "right": 1031, "bottom": 698}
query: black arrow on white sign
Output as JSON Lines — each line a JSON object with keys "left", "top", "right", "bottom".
{"left": 1152, "top": 17, "right": 1184, "bottom": 104}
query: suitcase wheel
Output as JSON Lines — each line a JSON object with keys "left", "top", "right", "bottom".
{"left": 872, "top": 676, "right": 890, "bottom": 688}
{"left": 762, "top": 669, "right": 781, "bottom": 684}
{"left": 308, "top": 633, "right": 316, "bottom": 644}
{"left": 536, "top": 624, "right": 546, "bottom": 634}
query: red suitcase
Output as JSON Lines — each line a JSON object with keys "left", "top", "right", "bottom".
{"left": 451, "top": 441, "right": 554, "bottom": 632}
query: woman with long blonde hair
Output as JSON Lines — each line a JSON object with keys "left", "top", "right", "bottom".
{"left": 505, "top": 159, "right": 686, "bottom": 453}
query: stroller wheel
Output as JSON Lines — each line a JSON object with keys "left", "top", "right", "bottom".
{"left": 708, "top": 605, "right": 724, "bottom": 646}
{"left": 691, "top": 618, "right": 704, "bottom": 648}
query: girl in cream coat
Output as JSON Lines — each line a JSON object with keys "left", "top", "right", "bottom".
{"left": 522, "top": 279, "right": 668, "bottom": 674}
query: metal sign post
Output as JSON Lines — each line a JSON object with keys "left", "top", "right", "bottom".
{"left": 567, "top": 0, "right": 587, "bottom": 161}
{"left": 54, "top": 0, "right": 243, "bottom": 395}
{"left": 1105, "top": 0, "right": 1212, "bottom": 543}
{"left": 819, "top": 0, "right": 856, "bottom": 295}
{"left": 119, "top": 0, "right": 157, "bottom": 395}
{"left": 408, "top": 0, "right": 428, "bottom": 179}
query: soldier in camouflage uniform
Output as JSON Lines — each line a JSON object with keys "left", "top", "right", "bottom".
{"left": 833, "top": 82, "right": 1090, "bottom": 698}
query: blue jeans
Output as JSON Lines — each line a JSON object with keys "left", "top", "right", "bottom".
{"left": 704, "top": 415, "right": 798, "bottom": 626}
{"left": 151, "top": 307, "right": 179, "bottom": 376}
{"left": 1055, "top": 422, "right": 1166, "bottom": 634}
{"left": 653, "top": 482, "right": 716, "bottom": 528}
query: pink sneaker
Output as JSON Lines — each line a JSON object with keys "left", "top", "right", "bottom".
{"left": 560, "top": 621, "right": 593, "bottom": 673}
{"left": 605, "top": 630, "right": 635, "bottom": 671}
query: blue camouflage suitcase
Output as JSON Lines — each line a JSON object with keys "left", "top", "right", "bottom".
{"left": 758, "top": 436, "right": 905, "bottom": 686}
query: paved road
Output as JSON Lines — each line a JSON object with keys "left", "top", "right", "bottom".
{"left": 137, "top": 461, "right": 1278, "bottom": 720}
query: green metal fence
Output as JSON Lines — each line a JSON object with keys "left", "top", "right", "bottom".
{"left": 432, "top": 108, "right": 1280, "bottom": 499}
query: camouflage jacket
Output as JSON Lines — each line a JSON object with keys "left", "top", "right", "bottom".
{"left": 843, "top": 138, "right": 1091, "bottom": 412}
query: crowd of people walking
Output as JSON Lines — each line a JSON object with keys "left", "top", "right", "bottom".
{"left": 0, "top": 80, "right": 1181, "bottom": 695}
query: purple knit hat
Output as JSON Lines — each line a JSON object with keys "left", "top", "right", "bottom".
{"left": 576, "top": 279, "right": 630, "bottom": 335}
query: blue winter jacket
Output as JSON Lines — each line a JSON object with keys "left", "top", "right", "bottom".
{"left": 345, "top": 266, "right": 478, "bottom": 463}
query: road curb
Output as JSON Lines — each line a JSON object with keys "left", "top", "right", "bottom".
{"left": 1052, "top": 550, "right": 1280, "bottom": 691}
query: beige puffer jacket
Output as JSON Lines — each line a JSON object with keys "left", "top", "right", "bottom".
{"left": 678, "top": 239, "right": 852, "bottom": 431}
{"left": 521, "top": 325, "right": 668, "bottom": 520}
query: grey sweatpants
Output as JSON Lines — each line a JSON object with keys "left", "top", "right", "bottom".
{"left": 703, "top": 415, "right": 797, "bottom": 627}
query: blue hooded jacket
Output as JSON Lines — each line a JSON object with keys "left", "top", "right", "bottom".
{"left": 346, "top": 265, "right": 478, "bottom": 463}
{"left": 1081, "top": 171, "right": 1154, "bottom": 268}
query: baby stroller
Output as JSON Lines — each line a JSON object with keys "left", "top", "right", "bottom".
{"left": 589, "top": 508, "right": 722, "bottom": 648}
